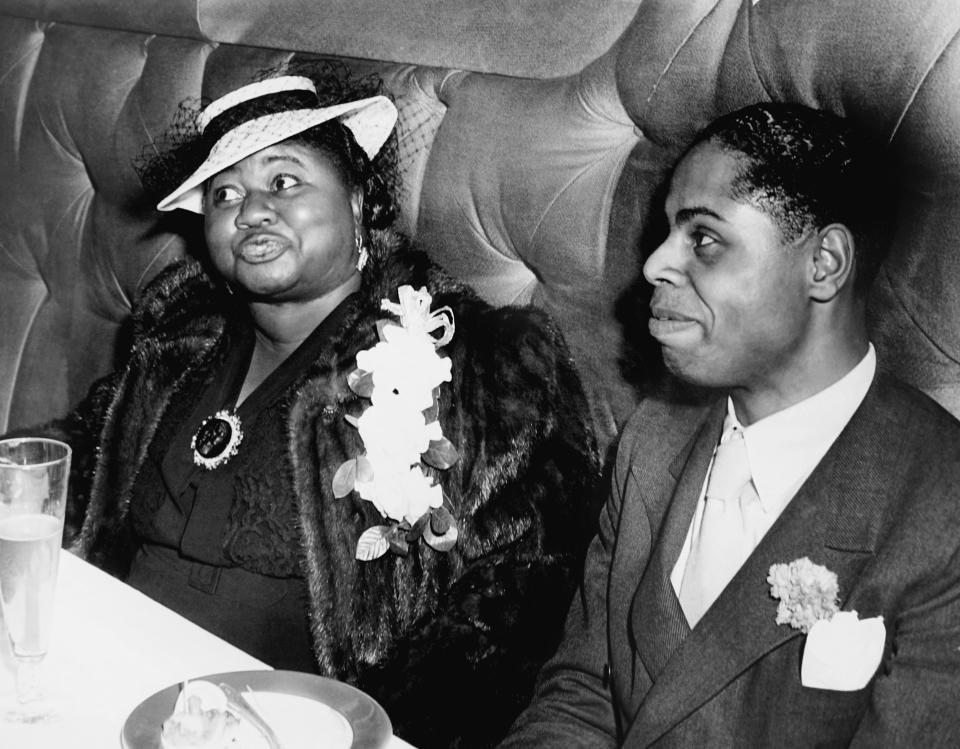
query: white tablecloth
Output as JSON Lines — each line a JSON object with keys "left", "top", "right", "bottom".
{"left": 0, "top": 550, "right": 413, "bottom": 748}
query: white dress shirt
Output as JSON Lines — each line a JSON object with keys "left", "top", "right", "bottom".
{"left": 670, "top": 344, "right": 877, "bottom": 595}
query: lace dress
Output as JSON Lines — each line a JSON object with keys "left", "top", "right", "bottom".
{"left": 125, "top": 296, "right": 356, "bottom": 671}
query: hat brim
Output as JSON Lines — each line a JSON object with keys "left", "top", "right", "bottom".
{"left": 157, "top": 95, "right": 397, "bottom": 214}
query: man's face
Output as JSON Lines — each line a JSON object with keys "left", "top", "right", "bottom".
{"left": 643, "top": 141, "right": 815, "bottom": 394}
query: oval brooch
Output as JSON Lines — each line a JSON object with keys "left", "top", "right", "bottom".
{"left": 191, "top": 410, "right": 243, "bottom": 470}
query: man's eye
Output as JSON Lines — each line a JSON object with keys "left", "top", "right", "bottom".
{"left": 272, "top": 174, "right": 301, "bottom": 191}
{"left": 692, "top": 231, "right": 717, "bottom": 249}
{"left": 692, "top": 232, "right": 725, "bottom": 260}
{"left": 211, "top": 185, "right": 243, "bottom": 204}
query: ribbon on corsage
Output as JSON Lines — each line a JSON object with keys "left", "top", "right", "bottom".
{"left": 333, "top": 285, "right": 460, "bottom": 561}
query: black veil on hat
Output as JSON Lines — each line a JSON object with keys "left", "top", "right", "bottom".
{"left": 156, "top": 75, "right": 397, "bottom": 214}
{"left": 134, "top": 61, "right": 399, "bottom": 216}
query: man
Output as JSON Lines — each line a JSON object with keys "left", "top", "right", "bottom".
{"left": 501, "top": 103, "right": 960, "bottom": 747}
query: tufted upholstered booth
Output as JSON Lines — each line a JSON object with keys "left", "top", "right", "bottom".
{"left": 3, "top": 0, "right": 960, "bottom": 459}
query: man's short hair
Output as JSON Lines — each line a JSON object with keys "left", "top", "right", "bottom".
{"left": 689, "top": 102, "right": 893, "bottom": 294}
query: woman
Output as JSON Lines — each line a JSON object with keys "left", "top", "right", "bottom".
{"left": 33, "top": 65, "right": 600, "bottom": 747}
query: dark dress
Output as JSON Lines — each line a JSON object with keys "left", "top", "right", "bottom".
{"left": 125, "top": 297, "right": 355, "bottom": 671}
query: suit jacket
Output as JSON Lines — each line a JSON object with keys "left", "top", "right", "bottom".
{"left": 503, "top": 374, "right": 960, "bottom": 747}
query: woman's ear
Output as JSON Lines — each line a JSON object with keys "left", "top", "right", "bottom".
{"left": 809, "top": 224, "right": 855, "bottom": 302}
{"left": 350, "top": 188, "right": 364, "bottom": 226}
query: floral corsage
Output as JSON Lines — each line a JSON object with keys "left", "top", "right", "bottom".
{"left": 767, "top": 557, "right": 840, "bottom": 633}
{"left": 333, "top": 285, "right": 460, "bottom": 561}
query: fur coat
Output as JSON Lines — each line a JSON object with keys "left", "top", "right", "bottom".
{"left": 42, "top": 229, "right": 602, "bottom": 748}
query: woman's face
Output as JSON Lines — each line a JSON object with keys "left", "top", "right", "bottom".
{"left": 203, "top": 141, "right": 361, "bottom": 303}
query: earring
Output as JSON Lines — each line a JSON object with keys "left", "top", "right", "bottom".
{"left": 355, "top": 233, "right": 369, "bottom": 272}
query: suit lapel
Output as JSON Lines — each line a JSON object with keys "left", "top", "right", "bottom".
{"left": 622, "top": 380, "right": 900, "bottom": 746}
{"left": 631, "top": 402, "right": 724, "bottom": 680}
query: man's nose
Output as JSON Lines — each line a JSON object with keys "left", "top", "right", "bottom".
{"left": 643, "top": 234, "right": 684, "bottom": 286}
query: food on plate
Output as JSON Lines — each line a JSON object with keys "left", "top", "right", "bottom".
{"left": 160, "top": 680, "right": 241, "bottom": 748}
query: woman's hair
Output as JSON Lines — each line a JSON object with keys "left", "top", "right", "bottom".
{"left": 286, "top": 120, "right": 397, "bottom": 230}
{"left": 135, "top": 59, "right": 399, "bottom": 230}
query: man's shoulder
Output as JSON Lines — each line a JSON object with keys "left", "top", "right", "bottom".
{"left": 870, "top": 372, "right": 960, "bottom": 443}
{"left": 859, "top": 375, "right": 960, "bottom": 498}
{"left": 618, "top": 387, "right": 717, "bottom": 465}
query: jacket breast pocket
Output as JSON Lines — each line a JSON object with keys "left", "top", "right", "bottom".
{"left": 790, "top": 682, "right": 871, "bottom": 721}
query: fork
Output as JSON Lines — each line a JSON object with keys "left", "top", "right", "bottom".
{"left": 219, "top": 682, "right": 286, "bottom": 749}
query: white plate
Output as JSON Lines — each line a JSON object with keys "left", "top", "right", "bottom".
{"left": 121, "top": 670, "right": 392, "bottom": 749}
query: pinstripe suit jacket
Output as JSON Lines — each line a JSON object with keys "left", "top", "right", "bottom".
{"left": 503, "top": 374, "right": 960, "bottom": 747}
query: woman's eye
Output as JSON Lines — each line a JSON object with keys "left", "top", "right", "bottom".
{"left": 211, "top": 185, "right": 243, "bottom": 205}
{"left": 272, "top": 174, "right": 301, "bottom": 192}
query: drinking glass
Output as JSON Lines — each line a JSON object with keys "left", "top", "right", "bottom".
{"left": 0, "top": 438, "right": 71, "bottom": 723}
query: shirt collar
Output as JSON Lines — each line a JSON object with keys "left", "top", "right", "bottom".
{"left": 727, "top": 344, "right": 876, "bottom": 514}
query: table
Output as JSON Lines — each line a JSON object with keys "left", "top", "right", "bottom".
{"left": 0, "top": 550, "right": 413, "bottom": 748}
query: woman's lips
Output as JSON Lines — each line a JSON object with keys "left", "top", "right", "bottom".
{"left": 236, "top": 235, "right": 288, "bottom": 264}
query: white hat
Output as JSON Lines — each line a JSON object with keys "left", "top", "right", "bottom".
{"left": 157, "top": 75, "right": 398, "bottom": 213}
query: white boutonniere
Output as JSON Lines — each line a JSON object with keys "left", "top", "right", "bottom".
{"left": 333, "top": 285, "right": 460, "bottom": 561}
{"left": 768, "top": 557, "right": 885, "bottom": 691}
{"left": 767, "top": 557, "right": 840, "bottom": 633}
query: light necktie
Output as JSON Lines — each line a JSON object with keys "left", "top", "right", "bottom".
{"left": 678, "top": 420, "right": 763, "bottom": 627}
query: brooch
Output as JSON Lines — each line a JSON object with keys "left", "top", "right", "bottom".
{"left": 191, "top": 410, "right": 243, "bottom": 470}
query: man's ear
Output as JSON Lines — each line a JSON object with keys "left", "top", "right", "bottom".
{"left": 809, "top": 224, "right": 855, "bottom": 302}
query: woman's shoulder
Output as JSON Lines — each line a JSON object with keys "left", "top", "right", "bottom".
{"left": 364, "top": 229, "right": 567, "bottom": 361}
{"left": 362, "top": 228, "right": 472, "bottom": 307}
{"left": 362, "top": 230, "right": 581, "bottom": 426}
{"left": 130, "top": 259, "right": 223, "bottom": 340}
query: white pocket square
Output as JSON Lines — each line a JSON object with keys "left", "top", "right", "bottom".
{"left": 800, "top": 611, "right": 885, "bottom": 691}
